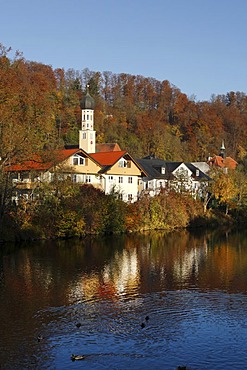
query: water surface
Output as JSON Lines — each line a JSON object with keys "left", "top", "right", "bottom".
{"left": 1, "top": 229, "right": 247, "bottom": 369}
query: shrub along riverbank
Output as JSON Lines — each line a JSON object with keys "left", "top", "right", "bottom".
{"left": 1, "top": 184, "right": 246, "bottom": 243}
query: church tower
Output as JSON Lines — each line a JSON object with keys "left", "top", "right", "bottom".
{"left": 79, "top": 85, "right": 96, "bottom": 153}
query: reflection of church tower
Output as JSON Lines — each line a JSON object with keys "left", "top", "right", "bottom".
{"left": 219, "top": 140, "right": 226, "bottom": 159}
{"left": 79, "top": 85, "right": 96, "bottom": 153}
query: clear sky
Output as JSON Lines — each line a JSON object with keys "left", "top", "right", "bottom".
{"left": 1, "top": 0, "right": 247, "bottom": 101}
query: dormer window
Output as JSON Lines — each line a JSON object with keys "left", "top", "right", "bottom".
{"left": 118, "top": 159, "right": 131, "bottom": 168}
{"left": 196, "top": 169, "right": 199, "bottom": 177}
{"left": 118, "top": 159, "right": 125, "bottom": 168}
{"left": 161, "top": 167, "right": 165, "bottom": 175}
{"left": 72, "top": 155, "right": 85, "bottom": 166}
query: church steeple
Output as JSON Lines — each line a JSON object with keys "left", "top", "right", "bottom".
{"left": 219, "top": 140, "right": 226, "bottom": 158}
{"left": 79, "top": 85, "right": 96, "bottom": 153}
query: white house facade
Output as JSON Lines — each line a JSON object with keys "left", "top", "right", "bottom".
{"left": 137, "top": 157, "right": 211, "bottom": 198}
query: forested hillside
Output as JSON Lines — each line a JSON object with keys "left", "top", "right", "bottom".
{"left": 1, "top": 43, "right": 247, "bottom": 166}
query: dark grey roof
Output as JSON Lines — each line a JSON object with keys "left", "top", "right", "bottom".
{"left": 136, "top": 157, "right": 212, "bottom": 181}
{"left": 136, "top": 158, "right": 175, "bottom": 180}
{"left": 184, "top": 162, "right": 212, "bottom": 181}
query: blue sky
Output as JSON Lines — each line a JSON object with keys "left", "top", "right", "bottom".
{"left": 1, "top": 0, "right": 247, "bottom": 101}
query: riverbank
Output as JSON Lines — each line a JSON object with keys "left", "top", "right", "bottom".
{"left": 1, "top": 202, "right": 246, "bottom": 243}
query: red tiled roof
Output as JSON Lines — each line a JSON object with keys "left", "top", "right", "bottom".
{"left": 90, "top": 151, "right": 127, "bottom": 166}
{"left": 7, "top": 159, "right": 52, "bottom": 172}
{"left": 208, "top": 155, "right": 237, "bottom": 169}
{"left": 96, "top": 143, "right": 122, "bottom": 152}
{"left": 6, "top": 148, "right": 82, "bottom": 172}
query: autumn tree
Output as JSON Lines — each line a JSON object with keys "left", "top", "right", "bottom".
{"left": 231, "top": 164, "right": 247, "bottom": 209}
{"left": 0, "top": 45, "right": 58, "bottom": 218}
{"left": 211, "top": 170, "right": 238, "bottom": 215}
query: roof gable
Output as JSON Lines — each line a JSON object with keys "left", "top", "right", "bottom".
{"left": 185, "top": 162, "right": 212, "bottom": 181}
{"left": 173, "top": 163, "right": 192, "bottom": 177}
{"left": 91, "top": 151, "right": 148, "bottom": 176}
{"left": 6, "top": 148, "right": 90, "bottom": 172}
{"left": 90, "top": 150, "right": 127, "bottom": 166}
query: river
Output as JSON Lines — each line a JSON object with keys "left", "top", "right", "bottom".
{"left": 0, "top": 228, "right": 247, "bottom": 369}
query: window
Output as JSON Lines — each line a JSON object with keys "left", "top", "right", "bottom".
{"left": 87, "top": 114, "right": 89, "bottom": 120}
{"left": 128, "top": 177, "right": 133, "bottom": 184}
{"left": 86, "top": 175, "right": 91, "bottom": 183}
{"left": 118, "top": 194, "right": 123, "bottom": 201}
{"left": 161, "top": 167, "right": 165, "bottom": 174}
{"left": 20, "top": 171, "right": 30, "bottom": 182}
{"left": 118, "top": 159, "right": 131, "bottom": 168}
{"left": 118, "top": 160, "right": 124, "bottom": 168}
{"left": 119, "top": 176, "right": 123, "bottom": 183}
{"left": 128, "top": 194, "right": 133, "bottom": 201}
{"left": 74, "top": 174, "right": 84, "bottom": 183}
{"left": 196, "top": 169, "right": 199, "bottom": 177}
{"left": 72, "top": 155, "right": 85, "bottom": 166}
{"left": 83, "top": 132, "right": 86, "bottom": 139}
{"left": 109, "top": 176, "right": 114, "bottom": 182}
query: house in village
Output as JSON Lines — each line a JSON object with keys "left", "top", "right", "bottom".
{"left": 90, "top": 151, "right": 145, "bottom": 202}
{"left": 8, "top": 148, "right": 103, "bottom": 197}
{"left": 136, "top": 156, "right": 212, "bottom": 198}
{"left": 207, "top": 141, "right": 238, "bottom": 172}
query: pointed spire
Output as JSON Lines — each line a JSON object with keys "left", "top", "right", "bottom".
{"left": 220, "top": 140, "right": 226, "bottom": 158}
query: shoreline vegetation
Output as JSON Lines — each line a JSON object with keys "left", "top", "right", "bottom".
{"left": 1, "top": 184, "right": 246, "bottom": 243}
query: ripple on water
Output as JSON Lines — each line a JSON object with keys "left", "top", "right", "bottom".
{"left": 34, "top": 289, "right": 247, "bottom": 369}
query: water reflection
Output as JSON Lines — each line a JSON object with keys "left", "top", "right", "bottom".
{"left": 0, "top": 228, "right": 247, "bottom": 369}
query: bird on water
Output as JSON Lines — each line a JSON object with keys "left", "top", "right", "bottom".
{"left": 71, "top": 354, "right": 85, "bottom": 361}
